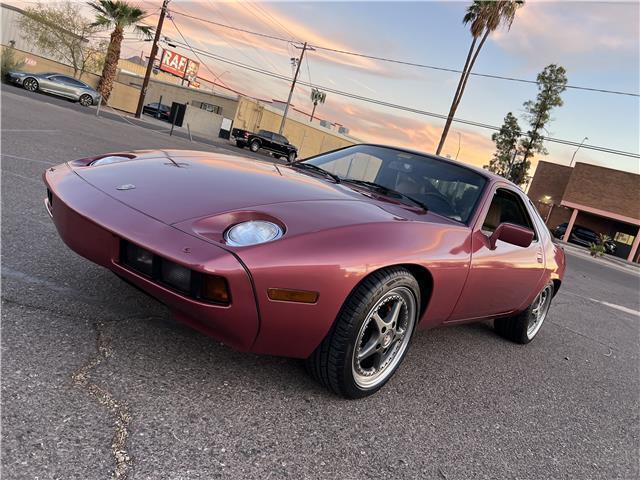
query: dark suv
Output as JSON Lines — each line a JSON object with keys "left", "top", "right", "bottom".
{"left": 232, "top": 128, "right": 297, "bottom": 162}
{"left": 553, "top": 223, "right": 617, "bottom": 254}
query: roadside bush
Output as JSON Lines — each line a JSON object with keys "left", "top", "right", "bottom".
{"left": 0, "top": 47, "right": 25, "bottom": 80}
{"left": 590, "top": 234, "right": 611, "bottom": 258}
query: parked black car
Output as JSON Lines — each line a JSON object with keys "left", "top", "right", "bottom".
{"left": 142, "top": 102, "right": 171, "bottom": 121}
{"left": 553, "top": 223, "right": 617, "bottom": 254}
{"left": 232, "top": 128, "right": 297, "bottom": 162}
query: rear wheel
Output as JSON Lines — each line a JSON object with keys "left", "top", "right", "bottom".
{"left": 495, "top": 282, "right": 554, "bottom": 344}
{"left": 23, "top": 77, "right": 39, "bottom": 92}
{"left": 250, "top": 140, "right": 260, "bottom": 152}
{"left": 79, "top": 94, "right": 93, "bottom": 107}
{"left": 306, "top": 267, "right": 419, "bottom": 398}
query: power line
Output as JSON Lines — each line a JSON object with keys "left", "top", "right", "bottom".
{"left": 168, "top": 16, "right": 233, "bottom": 92}
{"left": 167, "top": 38, "right": 639, "bottom": 159}
{"left": 168, "top": 8, "right": 639, "bottom": 98}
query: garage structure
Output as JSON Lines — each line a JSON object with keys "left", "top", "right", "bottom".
{"left": 528, "top": 161, "right": 640, "bottom": 263}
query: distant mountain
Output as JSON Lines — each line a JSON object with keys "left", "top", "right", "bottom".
{"left": 125, "top": 55, "right": 145, "bottom": 66}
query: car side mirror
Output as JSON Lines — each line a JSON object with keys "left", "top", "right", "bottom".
{"left": 489, "top": 223, "right": 534, "bottom": 249}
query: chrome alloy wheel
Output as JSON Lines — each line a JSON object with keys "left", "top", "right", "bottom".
{"left": 352, "top": 286, "right": 417, "bottom": 389}
{"left": 527, "top": 284, "right": 553, "bottom": 339}
{"left": 23, "top": 78, "right": 38, "bottom": 91}
{"left": 79, "top": 94, "right": 92, "bottom": 107}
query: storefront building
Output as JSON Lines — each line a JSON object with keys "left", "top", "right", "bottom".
{"left": 528, "top": 161, "right": 640, "bottom": 263}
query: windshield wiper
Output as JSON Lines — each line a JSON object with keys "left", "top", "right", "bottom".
{"left": 342, "top": 179, "right": 428, "bottom": 211}
{"left": 290, "top": 162, "right": 341, "bottom": 183}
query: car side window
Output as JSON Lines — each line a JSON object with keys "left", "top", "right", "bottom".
{"left": 258, "top": 131, "right": 272, "bottom": 139}
{"left": 50, "top": 76, "right": 66, "bottom": 83}
{"left": 482, "top": 188, "right": 537, "bottom": 239}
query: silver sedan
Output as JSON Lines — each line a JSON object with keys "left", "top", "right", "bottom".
{"left": 6, "top": 71, "right": 101, "bottom": 107}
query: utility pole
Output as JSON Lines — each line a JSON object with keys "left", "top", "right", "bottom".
{"left": 279, "top": 42, "right": 313, "bottom": 135}
{"left": 135, "top": 0, "right": 169, "bottom": 118}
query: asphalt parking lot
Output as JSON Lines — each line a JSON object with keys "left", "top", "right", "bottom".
{"left": 2, "top": 86, "right": 639, "bottom": 479}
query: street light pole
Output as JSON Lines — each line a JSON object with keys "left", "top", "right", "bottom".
{"left": 570, "top": 136, "right": 589, "bottom": 167}
{"left": 135, "top": 0, "right": 170, "bottom": 118}
{"left": 279, "top": 42, "right": 313, "bottom": 135}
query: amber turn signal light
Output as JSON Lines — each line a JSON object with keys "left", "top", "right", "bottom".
{"left": 267, "top": 288, "right": 319, "bottom": 304}
{"left": 202, "top": 275, "right": 230, "bottom": 304}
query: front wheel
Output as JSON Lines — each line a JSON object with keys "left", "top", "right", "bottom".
{"left": 287, "top": 151, "right": 296, "bottom": 162}
{"left": 79, "top": 94, "right": 93, "bottom": 107}
{"left": 23, "top": 77, "right": 39, "bottom": 92}
{"left": 306, "top": 267, "right": 419, "bottom": 398}
{"left": 495, "top": 282, "right": 555, "bottom": 344}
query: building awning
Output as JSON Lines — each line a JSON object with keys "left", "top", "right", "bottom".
{"left": 560, "top": 200, "right": 640, "bottom": 226}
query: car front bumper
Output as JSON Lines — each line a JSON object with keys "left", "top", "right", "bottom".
{"left": 43, "top": 164, "right": 260, "bottom": 351}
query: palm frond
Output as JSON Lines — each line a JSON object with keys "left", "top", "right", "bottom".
{"left": 134, "top": 24, "right": 153, "bottom": 40}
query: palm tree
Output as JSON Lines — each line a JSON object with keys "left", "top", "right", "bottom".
{"left": 310, "top": 88, "right": 326, "bottom": 122}
{"left": 88, "top": 1, "right": 151, "bottom": 102}
{"left": 435, "top": 0, "right": 523, "bottom": 156}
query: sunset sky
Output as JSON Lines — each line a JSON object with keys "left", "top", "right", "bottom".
{"left": 11, "top": 1, "right": 640, "bottom": 174}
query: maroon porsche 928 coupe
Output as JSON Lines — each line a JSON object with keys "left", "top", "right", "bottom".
{"left": 44, "top": 144, "right": 565, "bottom": 398}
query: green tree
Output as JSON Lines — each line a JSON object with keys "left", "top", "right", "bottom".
{"left": 511, "top": 64, "right": 568, "bottom": 185}
{"left": 436, "top": 0, "right": 523, "bottom": 156}
{"left": 485, "top": 112, "right": 522, "bottom": 178}
{"left": 88, "top": 0, "right": 151, "bottom": 102}
{"left": 18, "top": 2, "right": 103, "bottom": 79}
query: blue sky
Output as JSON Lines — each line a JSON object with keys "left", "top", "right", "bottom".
{"left": 13, "top": 1, "right": 639, "bottom": 174}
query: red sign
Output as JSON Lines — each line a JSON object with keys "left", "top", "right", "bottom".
{"left": 159, "top": 49, "right": 199, "bottom": 81}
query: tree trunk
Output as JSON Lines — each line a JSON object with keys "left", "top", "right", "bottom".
{"left": 435, "top": 36, "right": 477, "bottom": 156}
{"left": 452, "top": 30, "right": 489, "bottom": 113}
{"left": 98, "top": 26, "right": 124, "bottom": 103}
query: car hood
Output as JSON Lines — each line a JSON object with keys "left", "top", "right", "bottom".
{"left": 71, "top": 150, "right": 390, "bottom": 225}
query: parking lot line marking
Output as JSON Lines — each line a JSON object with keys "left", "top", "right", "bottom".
{"left": 1, "top": 153, "right": 56, "bottom": 165}
{"left": 2, "top": 170, "right": 41, "bottom": 185}
{"left": 564, "top": 291, "right": 640, "bottom": 317}
{"left": 1, "top": 129, "right": 59, "bottom": 133}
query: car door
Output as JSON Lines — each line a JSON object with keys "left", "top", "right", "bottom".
{"left": 258, "top": 131, "right": 273, "bottom": 150}
{"left": 46, "top": 75, "right": 74, "bottom": 98}
{"left": 449, "top": 184, "right": 546, "bottom": 321}
{"left": 273, "top": 134, "right": 289, "bottom": 155}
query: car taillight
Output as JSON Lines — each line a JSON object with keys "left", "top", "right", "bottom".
{"left": 244, "top": 132, "right": 249, "bottom": 138}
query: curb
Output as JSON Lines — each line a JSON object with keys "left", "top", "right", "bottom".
{"left": 556, "top": 241, "right": 639, "bottom": 273}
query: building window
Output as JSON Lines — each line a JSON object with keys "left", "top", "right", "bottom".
{"left": 614, "top": 232, "right": 635, "bottom": 245}
{"left": 192, "top": 100, "right": 221, "bottom": 114}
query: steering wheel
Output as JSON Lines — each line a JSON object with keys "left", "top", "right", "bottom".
{"left": 422, "top": 191, "right": 457, "bottom": 217}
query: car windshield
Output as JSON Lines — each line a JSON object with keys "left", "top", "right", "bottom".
{"left": 302, "top": 145, "right": 487, "bottom": 223}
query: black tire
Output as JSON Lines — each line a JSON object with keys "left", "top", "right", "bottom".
{"left": 235, "top": 141, "right": 245, "bottom": 148}
{"left": 495, "top": 282, "right": 555, "bottom": 344}
{"left": 306, "top": 267, "right": 420, "bottom": 399}
{"left": 249, "top": 140, "right": 260, "bottom": 152}
{"left": 23, "top": 77, "right": 39, "bottom": 92}
{"left": 287, "top": 151, "right": 297, "bottom": 162}
{"left": 79, "top": 94, "right": 93, "bottom": 107}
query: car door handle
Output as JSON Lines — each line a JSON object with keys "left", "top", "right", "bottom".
{"left": 536, "top": 249, "right": 543, "bottom": 264}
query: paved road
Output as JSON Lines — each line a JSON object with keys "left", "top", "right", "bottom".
{"left": 2, "top": 88, "right": 639, "bottom": 479}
